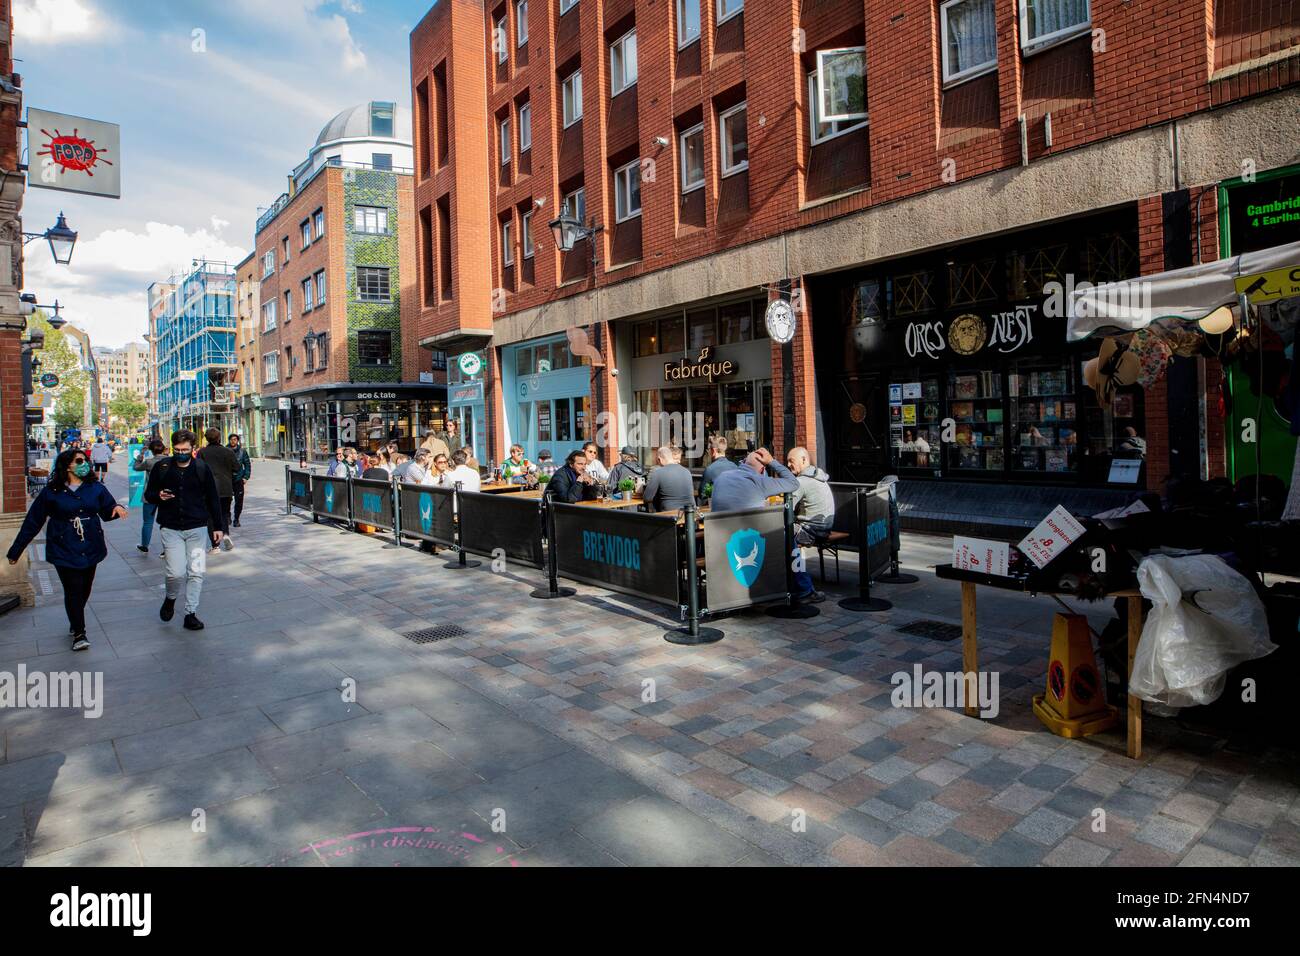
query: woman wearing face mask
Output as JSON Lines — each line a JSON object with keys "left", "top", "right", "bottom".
{"left": 7, "top": 448, "right": 128, "bottom": 651}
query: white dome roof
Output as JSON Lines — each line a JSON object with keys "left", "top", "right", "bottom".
{"left": 315, "top": 101, "right": 412, "bottom": 147}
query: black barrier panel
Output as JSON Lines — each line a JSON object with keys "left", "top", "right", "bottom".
{"left": 702, "top": 505, "right": 787, "bottom": 613}
{"left": 350, "top": 477, "right": 395, "bottom": 531}
{"left": 312, "top": 475, "right": 350, "bottom": 521}
{"left": 827, "top": 482, "right": 868, "bottom": 549}
{"left": 287, "top": 470, "right": 313, "bottom": 511}
{"left": 458, "top": 491, "right": 545, "bottom": 568}
{"left": 863, "top": 487, "right": 893, "bottom": 580}
{"left": 552, "top": 504, "right": 682, "bottom": 607}
{"left": 398, "top": 483, "right": 455, "bottom": 547}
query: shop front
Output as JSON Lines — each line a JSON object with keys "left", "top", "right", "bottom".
{"left": 621, "top": 294, "right": 773, "bottom": 469}
{"left": 274, "top": 383, "right": 446, "bottom": 461}
{"left": 503, "top": 333, "right": 593, "bottom": 463}
{"left": 447, "top": 352, "right": 488, "bottom": 462}
{"left": 811, "top": 208, "right": 1148, "bottom": 489}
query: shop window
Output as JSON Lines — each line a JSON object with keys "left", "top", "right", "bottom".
{"left": 889, "top": 376, "right": 943, "bottom": 470}
{"left": 892, "top": 271, "right": 938, "bottom": 316}
{"left": 550, "top": 341, "right": 570, "bottom": 369}
{"left": 660, "top": 314, "right": 686, "bottom": 353}
{"left": 1084, "top": 232, "right": 1139, "bottom": 285}
{"left": 1009, "top": 360, "right": 1077, "bottom": 473}
{"left": 941, "top": 0, "right": 998, "bottom": 86}
{"left": 1018, "top": 0, "right": 1091, "bottom": 55}
{"left": 948, "top": 258, "right": 999, "bottom": 307}
{"left": 687, "top": 309, "right": 716, "bottom": 351}
{"left": 718, "top": 302, "right": 752, "bottom": 344}
{"left": 537, "top": 400, "right": 552, "bottom": 442}
{"left": 1008, "top": 244, "right": 1068, "bottom": 301}
{"left": 947, "top": 368, "right": 1005, "bottom": 472}
{"left": 358, "top": 330, "right": 394, "bottom": 366}
{"left": 634, "top": 320, "right": 659, "bottom": 356}
{"left": 515, "top": 346, "right": 533, "bottom": 376}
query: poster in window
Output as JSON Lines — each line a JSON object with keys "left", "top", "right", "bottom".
{"left": 902, "top": 404, "right": 917, "bottom": 425}
{"left": 1112, "top": 393, "right": 1134, "bottom": 418}
{"left": 889, "top": 383, "right": 902, "bottom": 402}
{"left": 890, "top": 404, "right": 903, "bottom": 423}
{"left": 902, "top": 382, "right": 922, "bottom": 399}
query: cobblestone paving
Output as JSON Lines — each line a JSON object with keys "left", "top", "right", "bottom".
{"left": 1, "top": 460, "right": 1297, "bottom": 867}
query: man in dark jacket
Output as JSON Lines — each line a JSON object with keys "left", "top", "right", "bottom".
{"left": 145, "top": 429, "right": 224, "bottom": 631}
{"left": 606, "top": 446, "right": 646, "bottom": 498}
{"left": 227, "top": 433, "right": 252, "bottom": 527}
{"left": 199, "top": 427, "right": 238, "bottom": 550}
{"left": 545, "top": 449, "right": 601, "bottom": 504}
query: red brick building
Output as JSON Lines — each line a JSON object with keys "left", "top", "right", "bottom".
{"left": 410, "top": 0, "right": 1299, "bottom": 525}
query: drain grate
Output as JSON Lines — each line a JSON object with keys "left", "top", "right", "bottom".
{"left": 402, "top": 624, "right": 468, "bottom": 644}
{"left": 897, "top": 619, "right": 963, "bottom": 642}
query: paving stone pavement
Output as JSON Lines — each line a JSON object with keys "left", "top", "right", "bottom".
{"left": 2, "top": 459, "right": 1297, "bottom": 867}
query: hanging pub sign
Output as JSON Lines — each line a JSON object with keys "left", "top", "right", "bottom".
{"left": 663, "top": 346, "right": 738, "bottom": 383}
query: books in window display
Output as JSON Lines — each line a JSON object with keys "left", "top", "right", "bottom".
{"left": 1018, "top": 447, "right": 1041, "bottom": 470}
{"left": 956, "top": 446, "right": 982, "bottom": 469}
{"left": 923, "top": 402, "right": 940, "bottom": 421}
{"left": 985, "top": 448, "right": 1004, "bottom": 471}
{"left": 1045, "top": 450, "right": 1070, "bottom": 473}
{"left": 1039, "top": 370, "right": 1067, "bottom": 395}
{"left": 923, "top": 380, "right": 940, "bottom": 401}
{"left": 951, "top": 401, "right": 974, "bottom": 421}
{"left": 953, "top": 375, "right": 978, "bottom": 399}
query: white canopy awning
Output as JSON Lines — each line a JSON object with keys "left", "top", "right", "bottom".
{"left": 1066, "top": 240, "right": 1300, "bottom": 341}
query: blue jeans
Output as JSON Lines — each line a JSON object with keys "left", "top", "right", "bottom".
{"left": 140, "top": 501, "right": 158, "bottom": 549}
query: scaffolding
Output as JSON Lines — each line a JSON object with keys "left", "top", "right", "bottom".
{"left": 149, "top": 259, "right": 238, "bottom": 436}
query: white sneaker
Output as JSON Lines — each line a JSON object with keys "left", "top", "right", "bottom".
{"left": 220, "top": 536, "right": 234, "bottom": 552}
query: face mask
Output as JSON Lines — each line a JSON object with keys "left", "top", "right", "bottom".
{"left": 72, "top": 462, "right": 91, "bottom": 478}
{"left": 174, "top": 453, "right": 191, "bottom": 465}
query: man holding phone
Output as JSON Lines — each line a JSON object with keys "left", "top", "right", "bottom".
{"left": 143, "top": 429, "right": 224, "bottom": 631}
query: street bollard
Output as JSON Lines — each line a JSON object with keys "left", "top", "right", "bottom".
{"left": 530, "top": 493, "right": 575, "bottom": 599}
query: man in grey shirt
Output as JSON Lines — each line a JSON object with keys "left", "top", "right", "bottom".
{"left": 788, "top": 446, "right": 835, "bottom": 603}
{"left": 642, "top": 446, "right": 696, "bottom": 513}
{"left": 709, "top": 448, "right": 799, "bottom": 513}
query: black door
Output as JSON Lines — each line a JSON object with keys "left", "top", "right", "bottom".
{"left": 833, "top": 372, "right": 889, "bottom": 483}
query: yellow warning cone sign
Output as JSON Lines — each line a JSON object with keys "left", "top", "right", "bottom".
{"left": 1032, "top": 613, "right": 1119, "bottom": 738}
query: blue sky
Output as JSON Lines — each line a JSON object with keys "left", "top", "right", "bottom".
{"left": 17, "top": 0, "right": 427, "bottom": 347}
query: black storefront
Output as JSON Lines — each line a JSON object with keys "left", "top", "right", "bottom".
{"left": 811, "top": 207, "right": 1148, "bottom": 493}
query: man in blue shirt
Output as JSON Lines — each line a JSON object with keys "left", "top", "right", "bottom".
{"left": 709, "top": 448, "right": 799, "bottom": 513}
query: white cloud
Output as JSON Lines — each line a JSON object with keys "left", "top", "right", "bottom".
{"left": 210, "top": 215, "right": 231, "bottom": 232}
{"left": 325, "top": 14, "right": 367, "bottom": 72}
{"left": 25, "top": 221, "right": 248, "bottom": 349}
{"left": 14, "top": 0, "right": 101, "bottom": 44}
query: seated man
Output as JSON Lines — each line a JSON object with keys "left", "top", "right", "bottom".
{"left": 787, "top": 446, "right": 835, "bottom": 604}
{"left": 500, "top": 444, "right": 537, "bottom": 484}
{"left": 642, "top": 445, "right": 696, "bottom": 513}
{"left": 536, "top": 449, "right": 557, "bottom": 479}
{"left": 446, "top": 449, "right": 481, "bottom": 492}
{"left": 607, "top": 445, "right": 646, "bottom": 498}
{"left": 709, "top": 447, "right": 799, "bottom": 514}
{"left": 700, "top": 434, "right": 737, "bottom": 498}
{"left": 545, "top": 449, "right": 601, "bottom": 503}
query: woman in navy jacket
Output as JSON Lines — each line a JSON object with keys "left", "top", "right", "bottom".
{"left": 7, "top": 447, "right": 127, "bottom": 651}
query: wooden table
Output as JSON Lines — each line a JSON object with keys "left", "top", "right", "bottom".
{"left": 479, "top": 482, "right": 525, "bottom": 494}
{"left": 517, "top": 489, "right": 644, "bottom": 509}
{"left": 936, "top": 566, "right": 1146, "bottom": 759}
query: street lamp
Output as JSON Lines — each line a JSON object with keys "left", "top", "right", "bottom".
{"left": 24, "top": 212, "right": 78, "bottom": 265}
{"left": 548, "top": 213, "right": 603, "bottom": 272}
{"left": 21, "top": 294, "right": 68, "bottom": 330}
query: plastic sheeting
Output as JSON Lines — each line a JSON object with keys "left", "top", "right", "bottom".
{"left": 1130, "top": 554, "right": 1275, "bottom": 709}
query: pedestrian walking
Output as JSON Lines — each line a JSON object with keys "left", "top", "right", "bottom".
{"left": 6, "top": 447, "right": 128, "bottom": 651}
{"left": 227, "top": 433, "right": 251, "bottom": 527}
{"left": 198, "top": 427, "right": 238, "bottom": 551}
{"left": 89, "top": 436, "right": 112, "bottom": 476}
{"left": 144, "top": 429, "right": 225, "bottom": 631}
{"left": 133, "top": 438, "right": 167, "bottom": 553}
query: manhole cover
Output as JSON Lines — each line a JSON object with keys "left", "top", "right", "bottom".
{"left": 896, "top": 619, "right": 963, "bottom": 642}
{"left": 402, "top": 625, "right": 468, "bottom": 644}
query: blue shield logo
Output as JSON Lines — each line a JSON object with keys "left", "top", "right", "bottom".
{"left": 419, "top": 495, "right": 433, "bottom": 535}
{"left": 323, "top": 482, "right": 335, "bottom": 512}
{"left": 726, "top": 528, "right": 765, "bottom": 588}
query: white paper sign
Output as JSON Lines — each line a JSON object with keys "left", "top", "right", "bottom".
{"left": 1017, "top": 505, "right": 1086, "bottom": 569}
{"left": 953, "top": 536, "right": 1010, "bottom": 576}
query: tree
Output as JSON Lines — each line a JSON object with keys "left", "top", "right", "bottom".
{"left": 108, "top": 390, "right": 148, "bottom": 432}
{"left": 54, "top": 386, "right": 86, "bottom": 430}
{"left": 31, "top": 312, "right": 91, "bottom": 431}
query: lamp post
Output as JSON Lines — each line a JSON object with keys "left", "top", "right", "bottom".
{"left": 548, "top": 213, "right": 603, "bottom": 273}
{"left": 23, "top": 212, "right": 78, "bottom": 265}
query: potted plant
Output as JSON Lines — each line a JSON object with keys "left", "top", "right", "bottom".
{"left": 538, "top": 474, "right": 550, "bottom": 485}
{"left": 702, "top": 482, "right": 713, "bottom": 500}
{"left": 617, "top": 477, "right": 636, "bottom": 500}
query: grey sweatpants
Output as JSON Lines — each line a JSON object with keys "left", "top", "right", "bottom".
{"left": 161, "top": 526, "right": 208, "bottom": 614}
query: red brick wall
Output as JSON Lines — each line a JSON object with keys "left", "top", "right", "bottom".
{"left": 1137, "top": 196, "right": 1170, "bottom": 493}
{"left": 1, "top": 329, "right": 24, "bottom": 516}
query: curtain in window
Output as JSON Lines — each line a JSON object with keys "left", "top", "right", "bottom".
{"left": 1026, "top": 0, "right": 1088, "bottom": 42}
{"left": 947, "top": 0, "right": 997, "bottom": 76}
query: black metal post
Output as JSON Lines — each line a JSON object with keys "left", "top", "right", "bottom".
{"left": 444, "top": 481, "right": 482, "bottom": 569}
{"left": 839, "top": 488, "right": 892, "bottom": 612}
{"left": 385, "top": 477, "right": 402, "bottom": 549}
{"left": 767, "top": 492, "right": 819, "bottom": 619}
{"left": 875, "top": 483, "right": 918, "bottom": 585}
{"left": 531, "top": 494, "right": 575, "bottom": 598}
{"left": 666, "top": 501, "right": 723, "bottom": 644}
{"left": 284, "top": 464, "right": 291, "bottom": 515}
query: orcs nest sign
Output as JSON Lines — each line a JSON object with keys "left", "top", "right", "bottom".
{"left": 663, "top": 346, "right": 737, "bottom": 383}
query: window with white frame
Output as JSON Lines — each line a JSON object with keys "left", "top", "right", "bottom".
{"left": 354, "top": 205, "right": 389, "bottom": 234}
{"left": 679, "top": 123, "right": 704, "bottom": 193}
{"left": 718, "top": 102, "right": 748, "bottom": 176}
{"left": 559, "top": 0, "right": 577, "bottom": 13}
{"left": 516, "top": 0, "right": 528, "bottom": 45}
{"left": 262, "top": 250, "right": 275, "bottom": 278}
{"left": 678, "top": 0, "right": 700, "bottom": 47}
{"left": 315, "top": 270, "right": 327, "bottom": 306}
{"left": 313, "top": 208, "right": 325, "bottom": 239}
{"left": 262, "top": 299, "right": 277, "bottom": 331}
{"left": 941, "top": 0, "right": 998, "bottom": 84}
{"left": 610, "top": 30, "right": 637, "bottom": 95}
{"left": 815, "top": 47, "right": 867, "bottom": 123}
{"left": 494, "top": 16, "right": 507, "bottom": 64}
{"left": 614, "top": 160, "right": 642, "bottom": 222}
{"left": 500, "top": 115, "right": 511, "bottom": 165}
{"left": 519, "top": 102, "right": 532, "bottom": 151}
{"left": 263, "top": 351, "right": 279, "bottom": 384}
{"left": 357, "top": 266, "right": 391, "bottom": 301}
{"left": 300, "top": 219, "right": 312, "bottom": 249}
{"left": 522, "top": 209, "right": 534, "bottom": 257}
{"left": 563, "top": 187, "right": 586, "bottom": 222}
{"left": 807, "top": 71, "right": 868, "bottom": 145}
{"left": 1019, "top": 0, "right": 1090, "bottom": 54}
{"left": 302, "top": 278, "right": 314, "bottom": 312}
{"left": 562, "top": 70, "right": 583, "bottom": 127}
{"left": 283, "top": 289, "right": 293, "bottom": 323}
{"left": 717, "top": 0, "right": 743, "bottom": 24}
{"left": 502, "top": 218, "right": 515, "bottom": 266}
